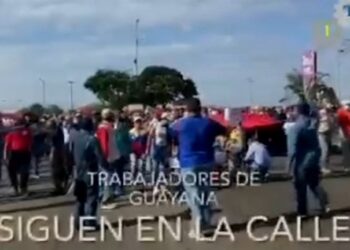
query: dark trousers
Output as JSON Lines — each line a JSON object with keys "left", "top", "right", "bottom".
{"left": 8, "top": 151, "right": 31, "bottom": 193}
{"left": 51, "top": 148, "right": 67, "bottom": 194}
{"left": 294, "top": 168, "right": 329, "bottom": 215}
{"left": 64, "top": 144, "right": 74, "bottom": 179}
{"left": 75, "top": 181, "right": 99, "bottom": 228}
{"left": 115, "top": 156, "right": 128, "bottom": 193}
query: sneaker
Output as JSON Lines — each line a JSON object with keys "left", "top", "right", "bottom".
{"left": 188, "top": 229, "right": 197, "bottom": 239}
{"left": 31, "top": 174, "right": 40, "bottom": 180}
{"left": 188, "top": 229, "right": 209, "bottom": 240}
{"left": 101, "top": 203, "right": 117, "bottom": 210}
{"left": 321, "top": 169, "right": 331, "bottom": 175}
{"left": 153, "top": 186, "right": 160, "bottom": 196}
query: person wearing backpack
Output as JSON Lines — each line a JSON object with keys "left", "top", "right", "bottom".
{"left": 73, "top": 117, "right": 107, "bottom": 230}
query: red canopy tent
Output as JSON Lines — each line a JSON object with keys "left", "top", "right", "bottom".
{"left": 210, "top": 112, "right": 281, "bottom": 130}
{"left": 210, "top": 113, "right": 230, "bottom": 127}
{"left": 241, "top": 113, "right": 282, "bottom": 131}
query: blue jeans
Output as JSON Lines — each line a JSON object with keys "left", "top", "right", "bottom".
{"left": 101, "top": 159, "right": 120, "bottom": 203}
{"left": 75, "top": 185, "right": 99, "bottom": 228}
{"left": 318, "top": 132, "right": 331, "bottom": 170}
{"left": 294, "top": 167, "right": 329, "bottom": 215}
{"left": 181, "top": 165, "right": 213, "bottom": 231}
{"left": 152, "top": 146, "right": 168, "bottom": 182}
{"left": 130, "top": 154, "right": 145, "bottom": 177}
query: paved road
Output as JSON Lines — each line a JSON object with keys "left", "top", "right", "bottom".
{"left": 0, "top": 155, "right": 346, "bottom": 203}
{"left": 0, "top": 172, "right": 349, "bottom": 249}
{"left": 0, "top": 155, "right": 349, "bottom": 249}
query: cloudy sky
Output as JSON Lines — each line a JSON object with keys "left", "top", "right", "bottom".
{"left": 0, "top": 0, "right": 349, "bottom": 110}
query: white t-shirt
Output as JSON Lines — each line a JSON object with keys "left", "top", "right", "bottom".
{"left": 283, "top": 121, "right": 296, "bottom": 136}
{"left": 155, "top": 121, "right": 168, "bottom": 146}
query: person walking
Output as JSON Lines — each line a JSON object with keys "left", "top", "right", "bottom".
{"left": 115, "top": 116, "right": 132, "bottom": 196}
{"left": 73, "top": 117, "right": 106, "bottom": 230}
{"left": 31, "top": 119, "right": 47, "bottom": 178}
{"left": 48, "top": 119, "right": 67, "bottom": 195}
{"left": 318, "top": 108, "right": 332, "bottom": 174}
{"left": 170, "top": 98, "right": 226, "bottom": 237}
{"left": 0, "top": 119, "right": 5, "bottom": 181}
{"left": 284, "top": 111, "right": 297, "bottom": 174}
{"left": 149, "top": 113, "right": 172, "bottom": 194}
{"left": 337, "top": 101, "right": 350, "bottom": 172}
{"left": 4, "top": 118, "right": 33, "bottom": 196}
{"left": 96, "top": 109, "right": 120, "bottom": 209}
{"left": 129, "top": 116, "right": 148, "bottom": 178}
{"left": 288, "top": 103, "right": 329, "bottom": 216}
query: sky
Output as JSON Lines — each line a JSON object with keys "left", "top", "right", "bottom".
{"left": 0, "top": 0, "right": 349, "bottom": 110}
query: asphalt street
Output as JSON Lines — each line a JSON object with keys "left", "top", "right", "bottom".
{"left": 0, "top": 156, "right": 349, "bottom": 250}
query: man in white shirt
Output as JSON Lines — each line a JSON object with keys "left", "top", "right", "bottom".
{"left": 244, "top": 133, "right": 271, "bottom": 182}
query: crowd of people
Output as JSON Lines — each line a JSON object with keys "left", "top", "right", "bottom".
{"left": 1, "top": 97, "right": 350, "bottom": 234}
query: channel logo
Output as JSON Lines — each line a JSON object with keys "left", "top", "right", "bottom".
{"left": 334, "top": 0, "right": 350, "bottom": 28}
{"left": 313, "top": 20, "right": 343, "bottom": 50}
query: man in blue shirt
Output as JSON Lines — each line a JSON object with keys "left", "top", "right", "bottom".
{"left": 171, "top": 98, "right": 226, "bottom": 237}
{"left": 288, "top": 103, "right": 329, "bottom": 216}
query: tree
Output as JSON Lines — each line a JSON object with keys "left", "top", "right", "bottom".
{"left": 84, "top": 70, "right": 134, "bottom": 109}
{"left": 28, "top": 103, "right": 45, "bottom": 117}
{"left": 46, "top": 104, "right": 64, "bottom": 116}
{"left": 139, "top": 66, "right": 198, "bottom": 105}
{"left": 282, "top": 69, "right": 339, "bottom": 107}
{"left": 84, "top": 66, "right": 199, "bottom": 108}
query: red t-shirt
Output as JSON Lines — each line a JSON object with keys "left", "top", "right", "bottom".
{"left": 337, "top": 108, "right": 350, "bottom": 138}
{"left": 5, "top": 128, "right": 32, "bottom": 152}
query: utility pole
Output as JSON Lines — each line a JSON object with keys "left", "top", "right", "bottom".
{"left": 134, "top": 18, "right": 140, "bottom": 76}
{"left": 337, "top": 39, "right": 350, "bottom": 101}
{"left": 68, "top": 81, "right": 74, "bottom": 110}
{"left": 39, "top": 78, "right": 46, "bottom": 107}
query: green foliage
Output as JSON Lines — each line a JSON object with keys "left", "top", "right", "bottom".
{"left": 84, "top": 66, "right": 199, "bottom": 109}
{"left": 28, "top": 103, "right": 45, "bottom": 117}
{"left": 18, "top": 103, "right": 64, "bottom": 117}
{"left": 46, "top": 104, "right": 64, "bottom": 116}
{"left": 284, "top": 70, "right": 306, "bottom": 102}
{"left": 283, "top": 69, "right": 339, "bottom": 107}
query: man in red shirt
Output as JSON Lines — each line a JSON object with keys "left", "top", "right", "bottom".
{"left": 96, "top": 109, "right": 120, "bottom": 209}
{"left": 4, "top": 118, "right": 33, "bottom": 195}
{"left": 337, "top": 101, "right": 350, "bottom": 171}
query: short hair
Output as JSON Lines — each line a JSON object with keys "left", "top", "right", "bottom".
{"left": 81, "top": 117, "right": 94, "bottom": 132}
{"left": 186, "top": 98, "right": 201, "bottom": 113}
{"left": 297, "top": 102, "right": 311, "bottom": 116}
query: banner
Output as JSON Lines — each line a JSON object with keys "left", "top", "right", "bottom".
{"left": 302, "top": 50, "right": 317, "bottom": 90}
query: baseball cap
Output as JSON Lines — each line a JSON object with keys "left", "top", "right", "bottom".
{"left": 133, "top": 116, "right": 142, "bottom": 122}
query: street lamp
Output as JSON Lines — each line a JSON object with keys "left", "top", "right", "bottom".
{"left": 68, "top": 81, "right": 75, "bottom": 110}
{"left": 134, "top": 18, "right": 140, "bottom": 76}
{"left": 39, "top": 78, "right": 46, "bottom": 107}
{"left": 336, "top": 38, "right": 350, "bottom": 100}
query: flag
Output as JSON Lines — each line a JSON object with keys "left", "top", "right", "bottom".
{"left": 302, "top": 50, "right": 317, "bottom": 89}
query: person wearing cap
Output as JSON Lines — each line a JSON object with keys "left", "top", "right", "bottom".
{"left": 129, "top": 116, "right": 148, "bottom": 178}
{"left": 288, "top": 102, "right": 329, "bottom": 216}
{"left": 96, "top": 108, "right": 120, "bottom": 209}
{"left": 170, "top": 98, "right": 227, "bottom": 238}
{"left": 337, "top": 100, "right": 350, "bottom": 171}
